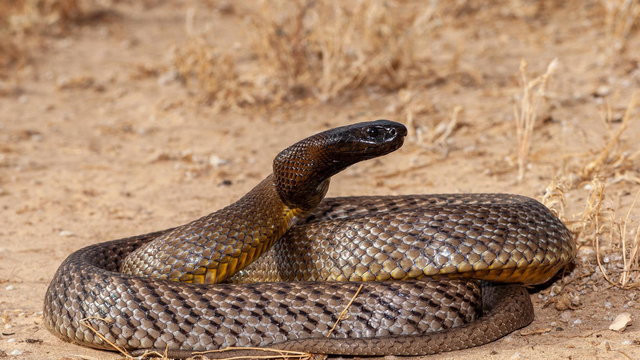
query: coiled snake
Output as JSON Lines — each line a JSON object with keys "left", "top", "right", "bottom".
{"left": 44, "top": 120, "right": 575, "bottom": 358}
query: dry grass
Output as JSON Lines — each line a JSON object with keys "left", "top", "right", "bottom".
{"left": 513, "top": 58, "right": 558, "bottom": 182}
{"left": 249, "top": 0, "right": 435, "bottom": 102}
{"left": 5, "top": 0, "right": 84, "bottom": 35}
{"left": 571, "top": 179, "right": 640, "bottom": 289}
{"left": 580, "top": 92, "right": 640, "bottom": 183}
{"left": 172, "top": 0, "right": 439, "bottom": 110}
{"left": 389, "top": 89, "right": 463, "bottom": 150}
{"left": 600, "top": 0, "right": 640, "bottom": 54}
{"left": 0, "top": 2, "right": 27, "bottom": 76}
{"left": 542, "top": 93, "right": 640, "bottom": 289}
{"left": 0, "top": 0, "right": 105, "bottom": 77}
{"left": 596, "top": 189, "right": 640, "bottom": 289}
{"left": 172, "top": 38, "right": 251, "bottom": 112}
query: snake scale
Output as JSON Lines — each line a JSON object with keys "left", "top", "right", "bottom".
{"left": 44, "top": 120, "right": 575, "bottom": 358}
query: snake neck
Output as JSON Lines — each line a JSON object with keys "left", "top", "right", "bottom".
{"left": 273, "top": 135, "right": 338, "bottom": 211}
{"left": 120, "top": 174, "right": 309, "bottom": 284}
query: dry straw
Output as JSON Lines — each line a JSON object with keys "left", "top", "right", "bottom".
{"left": 581, "top": 92, "right": 639, "bottom": 183}
{"left": 541, "top": 92, "right": 640, "bottom": 290}
{"left": 513, "top": 57, "right": 558, "bottom": 182}
{"left": 0, "top": 0, "right": 90, "bottom": 76}
{"left": 174, "top": 0, "right": 438, "bottom": 110}
{"left": 249, "top": 0, "right": 435, "bottom": 102}
{"left": 601, "top": 0, "right": 640, "bottom": 54}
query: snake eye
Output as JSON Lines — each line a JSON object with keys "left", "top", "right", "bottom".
{"left": 366, "top": 126, "right": 381, "bottom": 138}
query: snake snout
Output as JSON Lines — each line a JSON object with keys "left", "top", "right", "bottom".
{"left": 361, "top": 119, "right": 407, "bottom": 144}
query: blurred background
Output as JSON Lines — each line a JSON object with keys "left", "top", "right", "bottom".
{"left": 0, "top": 1, "right": 639, "bottom": 359}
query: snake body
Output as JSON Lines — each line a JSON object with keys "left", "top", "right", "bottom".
{"left": 43, "top": 120, "right": 575, "bottom": 357}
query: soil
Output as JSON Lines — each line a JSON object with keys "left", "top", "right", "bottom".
{"left": 0, "top": 1, "right": 638, "bottom": 360}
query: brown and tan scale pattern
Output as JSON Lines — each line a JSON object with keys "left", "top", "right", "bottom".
{"left": 43, "top": 121, "right": 574, "bottom": 358}
{"left": 233, "top": 194, "right": 573, "bottom": 285}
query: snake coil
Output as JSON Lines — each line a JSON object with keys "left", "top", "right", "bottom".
{"left": 44, "top": 120, "right": 574, "bottom": 358}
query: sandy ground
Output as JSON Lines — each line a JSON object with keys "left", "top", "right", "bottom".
{"left": 1, "top": 1, "right": 639, "bottom": 359}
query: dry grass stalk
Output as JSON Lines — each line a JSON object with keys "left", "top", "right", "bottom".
{"left": 540, "top": 177, "right": 568, "bottom": 223}
{"left": 82, "top": 316, "right": 313, "bottom": 360}
{"left": 595, "top": 189, "right": 640, "bottom": 289}
{"left": 172, "top": 38, "right": 252, "bottom": 111}
{"left": 434, "top": 106, "right": 462, "bottom": 146}
{"left": 173, "top": 0, "right": 452, "bottom": 110}
{"left": 601, "top": 0, "right": 640, "bottom": 54}
{"left": 580, "top": 92, "right": 638, "bottom": 183}
{"left": 0, "top": 2, "right": 26, "bottom": 75}
{"left": 326, "top": 283, "right": 364, "bottom": 337}
{"left": 547, "top": 175, "right": 640, "bottom": 289}
{"left": 6, "top": 0, "right": 84, "bottom": 35}
{"left": 246, "top": 0, "right": 437, "bottom": 103}
{"left": 513, "top": 57, "right": 558, "bottom": 182}
{"left": 0, "top": 0, "right": 89, "bottom": 76}
{"left": 541, "top": 91, "right": 640, "bottom": 289}
{"left": 80, "top": 317, "right": 133, "bottom": 358}
{"left": 195, "top": 347, "right": 312, "bottom": 360}
{"left": 577, "top": 178, "right": 607, "bottom": 244}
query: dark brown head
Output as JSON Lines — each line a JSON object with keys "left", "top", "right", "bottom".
{"left": 274, "top": 120, "right": 407, "bottom": 210}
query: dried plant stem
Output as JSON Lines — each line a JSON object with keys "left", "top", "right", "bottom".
{"left": 514, "top": 58, "right": 558, "bottom": 182}
{"left": 195, "top": 347, "right": 312, "bottom": 360}
{"left": 82, "top": 316, "right": 313, "bottom": 360}
{"left": 80, "top": 317, "right": 132, "bottom": 358}
{"left": 581, "top": 91, "right": 638, "bottom": 181}
{"left": 601, "top": 0, "right": 640, "bottom": 54}
{"left": 617, "top": 190, "right": 640, "bottom": 287}
{"left": 326, "top": 283, "right": 364, "bottom": 337}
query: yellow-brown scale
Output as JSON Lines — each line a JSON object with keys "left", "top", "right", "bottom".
{"left": 179, "top": 205, "right": 306, "bottom": 284}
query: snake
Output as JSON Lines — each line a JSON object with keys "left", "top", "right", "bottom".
{"left": 43, "top": 120, "right": 575, "bottom": 358}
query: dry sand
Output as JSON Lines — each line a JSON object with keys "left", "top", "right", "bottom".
{"left": 0, "top": 1, "right": 638, "bottom": 359}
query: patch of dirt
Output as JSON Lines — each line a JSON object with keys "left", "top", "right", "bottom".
{"left": 0, "top": 1, "right": 638, "bottom": 359}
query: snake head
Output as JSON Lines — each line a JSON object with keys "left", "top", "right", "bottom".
{"left": 325, "top": 120, "right": 407, "bottom": 162}
{"left": 274, "top": 120, "right": 407, "bottom": 210}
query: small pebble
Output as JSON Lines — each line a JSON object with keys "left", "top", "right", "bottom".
{"left": 209, "top": 155, "right": 229, "bottom": 167}
{"left": 59, "top": 230, "right": 74, "bottom": 237}
{"left": 573, "top": 319, "right": 583, "bottom": 326}
{"left": 7, "top": 338, "right": 16, "bottom": 343}
{"left": 560, "top": 310, "right": 572, "bottom": 322}
{"left": 604, "top": 301, "right": 613, "bottom": 309}
{"left": 9, "top": 349, "right": 22, "bottom": 356}
{"left": 609, "top": 312, "right": 632, "bottom": 332}
{"left": 5, "top": 285, "right": 14, "bottom": 291}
